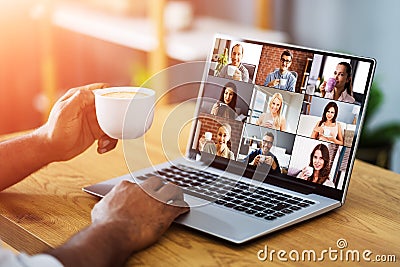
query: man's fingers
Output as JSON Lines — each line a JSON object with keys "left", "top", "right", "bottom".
{"left": 59, "top": 83, "right": 108, "bottom": 102}
{"left": 83, "top": 83, "right": 109, "bottom": 91}
{"left": 168, "top": 199, "right": 190, "bottom": 211}
{"left": 141, "top": 176, "right": 165, "bottom": 192}
{"left": 156, "top": 183, "right": 184, "bottom": 202}
{"left": 139, "top": 177, "right": 188, "bottom": 208}
{"left": 97, "top": 136, "right": 118, "bottom": 154}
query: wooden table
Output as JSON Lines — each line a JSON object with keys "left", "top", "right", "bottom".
{"left": 1, "top": 103, "right": 399, "bottom": 266}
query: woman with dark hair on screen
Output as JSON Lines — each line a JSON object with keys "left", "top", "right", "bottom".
{"left": 320, "top": 62, "right": 355, "bottom": 103}
{"left": 297, "top": 143, "right": 335, "bottom": 187}
{"left": 211, "top": 82, "right": 238, "bottom": 119}
{"left": 311, "top": 101, "right": 344, "bottom": 145}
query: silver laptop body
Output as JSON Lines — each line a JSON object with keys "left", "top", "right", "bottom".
{"left": 84, "top": 34, "right": 376, "bottom": 244}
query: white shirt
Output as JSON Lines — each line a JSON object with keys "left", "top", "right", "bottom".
{"left": 324, "top": 90, "right": 355, "bottom": 103}
{"left": 0, "top": 244, "right": 63, "bottom": 267}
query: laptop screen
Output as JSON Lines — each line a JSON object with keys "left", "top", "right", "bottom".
{"left": 187, "top": 34, "right": 376, "bottom": 200}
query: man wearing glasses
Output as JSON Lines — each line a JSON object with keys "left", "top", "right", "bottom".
{"left": 264, "top": 50, "right": 297, "bottom": 92}
{"left": 244, "top": 132, "right": 281, "bottom": 174}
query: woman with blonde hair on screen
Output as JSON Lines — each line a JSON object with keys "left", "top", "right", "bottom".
{"left": 256, "top": 92, "right": 286, "bottom": 131}
{"left": 198, "top": 123, "right": 235, "bottom": 160}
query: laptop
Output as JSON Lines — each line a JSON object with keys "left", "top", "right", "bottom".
{"left": 84, "top": 34, "right": 376, "bottom": 244}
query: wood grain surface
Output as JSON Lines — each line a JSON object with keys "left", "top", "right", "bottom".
{"left": 0, "top": 103, "right": 399, "bottom": 266}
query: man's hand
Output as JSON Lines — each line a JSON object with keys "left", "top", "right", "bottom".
{"left": 264, "top": 156, "right": 273, "bottom": 166}
{"left": 0, "top": 83, "right": 119, "bottom": 191}
{"left": 91, "top": 177, "right": 189, "bottom": 252}
{"left": 251, "top": 155, "right": 261, "bottom": 166}
{"left": 268, "top": 79, "right": 280, "bottom": 87}
{"left": 232, "top": 69, "right": 242, "bottom": 81}
{"left": 35, "top": 83, "right": 118, "bottom": 162}
{"left": 48, "top": 177, "right": 189, "bottom": 267}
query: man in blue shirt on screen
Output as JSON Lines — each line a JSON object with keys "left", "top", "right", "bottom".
{"left": 264, "top": 50, "right": 297, "bottom": 92}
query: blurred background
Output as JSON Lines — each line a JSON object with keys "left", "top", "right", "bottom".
{"left": 0, "top": 0, "right": 399, "bottom": 173}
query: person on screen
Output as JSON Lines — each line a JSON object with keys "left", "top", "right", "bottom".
{"left": 199, "top": 123, "right": 235, "bottom": 160}
{"left": 297, "top": 143, "right": 335, "bottom": 187}
{"left": 243, "top": 132, "right": 281, "bottom": 174}
{"left": 210, "top": 82, "right": 238, "bottom": 119}
{"left": 0, "top": 83, "right": 189, "bottom": 267}
{"left": 319, "top": 62, "right": 355, "bottom": 103}
{"left": 311, "top": 101, "right": 344, "bottom": 145}
{"left": 264, "top": 50, "right": 297, "bottom": 92}
{"left": 217, "top": 44, "right": 249, "bottom": 82}
{"left": 256, "top": 92, "right": 287, "bottom": 131}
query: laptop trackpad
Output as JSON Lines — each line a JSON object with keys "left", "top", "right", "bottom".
{"left": 175, "top": 195, "right": 268, "bottom": 243}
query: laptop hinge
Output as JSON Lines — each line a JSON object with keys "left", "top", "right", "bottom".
{"left": 265, "top": 174, "right": 316, "bottom": 195}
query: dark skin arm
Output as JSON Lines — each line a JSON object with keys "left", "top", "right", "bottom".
{"left": 0, "top": 83, "right": 189, "bottom": 266}
{"left": 48, "top": 178, "right": 189, "bottom": 267}
{"left": 0, "top": 83, "right": 117, "bottom": 191}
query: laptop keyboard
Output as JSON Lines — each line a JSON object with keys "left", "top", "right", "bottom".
{"left": 136, "top": 165, "right": 316, "bottom": 221}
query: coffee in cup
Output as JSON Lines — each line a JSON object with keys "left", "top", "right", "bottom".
{"left": 101, "top": 91, "right": 149, "bottom": 98}
{"left": 94, "top": 86, "right": 155, "bottom": 139}
{"left": 326, "top": 78, "right": 336, "bottom": 93}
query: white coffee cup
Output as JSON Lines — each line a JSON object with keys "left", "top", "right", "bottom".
{"left": 204, "top": 132, "right": 212, "bottom": 141}
{"left": 94, "top": 86, "right": 155, "bottom": 139}
{"left": 305, "top": 166, "right": 314, "bottom": 177}
{"left": 323, "top": 128, "right": 331, "bottom": 137}
{"left": 259, "top": 155, "right": 266, "bottom": 163}
{"left": 266, "top": 119, "right": 274, "bottom": 128}
{"left": 279, "top": 78, "right": 287, "bottom": 87}
{"left": 227, "top": 65, "right": 237, "bottom": 76}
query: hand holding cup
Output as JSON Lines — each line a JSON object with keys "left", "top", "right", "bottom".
{"left": 264, "top": 156, "right": 273, "bottom": 165}
{"left": 304, "top": 166, "right": 314, "bottom": 177}
{"left": 325, "top": 78, "right": 337, "bottom": 93}
{"left": 323, "top": 128, "right": 331, "bottom": 137}
{"left": 279, "top": 78, "right": 287, "bottom": 87}
{"left": 227, "top": 65, "right": 237, "bottom": 77}
{"left": 232, "top": 69, "right": 242, "bottom": 81}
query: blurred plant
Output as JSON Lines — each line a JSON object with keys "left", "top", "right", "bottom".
{"left": 357, "top": 80, "right": 400, "bottom": 168}
{"left": 214, "top": 48, "right": 228, "bottom": 76}
{"left": 358, "top": 81, "right": 400, "bottom": 147}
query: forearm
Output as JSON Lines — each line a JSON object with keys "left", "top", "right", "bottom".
{"left": 47, "top": 222, "right": 133, "bottom": 267}
{"left": 333, "top": 138, "right": 344, "bottom": 145}
{"left": 311, "top": 129, "right": 318, "bottom": 139}
{"left": 0, "top": 130, "right": 54, "bottom": 191}
{"left": 271, "top": 160, "right": 278, "bottom": 171}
